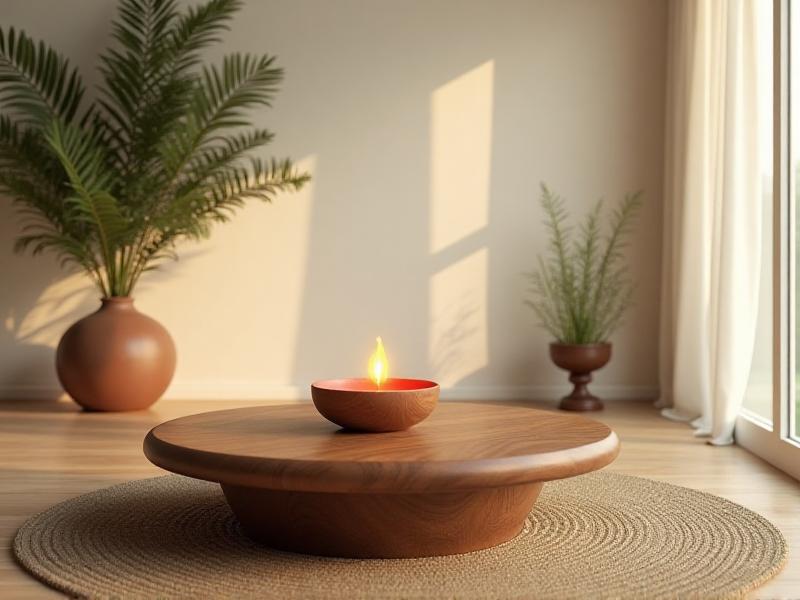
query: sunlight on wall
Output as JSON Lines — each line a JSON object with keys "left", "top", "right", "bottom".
{"left": 428, "top": 61, "right": 494, "bottom": 387}
{"left": 429, "top": 248, "right": 488, "bottom": 386}
{"left": 146, "top": 154, "right": 318, "bottom": 398}
{"left": 429, "top": 61, "right": 494, "bottom": 254}
{"left": 257, "top": 153, "right": 317, "bottom": 381}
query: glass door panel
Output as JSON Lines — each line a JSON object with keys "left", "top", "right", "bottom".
{"left": 743, "top": 0, "right": 775, "bottom": 424}
{"left": 792, "top": 0, "right": 800, "bottom": 440}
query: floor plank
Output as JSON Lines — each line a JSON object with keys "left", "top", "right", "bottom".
{"left": 0, "top": 398, "right": 797, "bottom": 599}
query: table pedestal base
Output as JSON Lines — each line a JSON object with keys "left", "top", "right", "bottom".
{"left": 222, "top": 482, "right": 543, "bottom": 558}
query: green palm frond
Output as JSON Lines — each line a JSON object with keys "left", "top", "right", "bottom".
{"left": 15, "top": 228, "right": 99, "bottom": 273}
{"left": 193, "top": 53, "right": 282, "bottom": 127}
{"left": 45, "top": 119, "right": 118, "bottom": 195}
{"left": 170, "top": 0, "right": 241, "bottom": 71}
{"left": 526, "top": 185, "right": 642, "bottom": 344}
{"left": 0, "top": 27, "right": 85, "bottom": 125}
{"left": 206, "top": 157, "right": 309, "bottom": 212}
{"left": 159, "top": 53, "right": 282, "bottom": 180}
{"left": 97, "top": 0, "right": 240, "bottom": 183}
{"left": 2, "top": 0, "right": 308, "bottom": 297}
{"left": 45, "top": 120, "right": 134, "bottom": 295}
{"left": 175, "top": 128, "right": 275, "bottom": 196}
{"left": 0, "top": 114, "right": 64, "bottom": 190}
{"left": 98, "top": 0, "right": 185, "bottom": 176}
{"left": 0, "top": 115, "right": 75, "bottom": 251}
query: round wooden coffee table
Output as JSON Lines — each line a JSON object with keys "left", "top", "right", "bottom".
{"left": 144, "top": 402, "right": 618, "bottom": 558}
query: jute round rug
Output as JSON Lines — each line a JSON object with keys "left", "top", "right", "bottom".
{"left": 14, "top": 472, "right": 785, "bottom": 599}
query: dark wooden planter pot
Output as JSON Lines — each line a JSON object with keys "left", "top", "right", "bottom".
{"left": 549, "top": 342, "right": 612, "bottom": 411}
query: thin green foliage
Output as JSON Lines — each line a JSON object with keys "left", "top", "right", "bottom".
{"left": 526, "top": 183, "right": 643, "bottom": 344}
{"left": 0, "top": 0, "right": 309, "bottom": 297}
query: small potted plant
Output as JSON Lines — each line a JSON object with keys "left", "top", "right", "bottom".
{"left": 0, "top": 0, "right": 309, "bottom": 411}
{"left": 526, "top": 184, "right": 642, "bottom": 411}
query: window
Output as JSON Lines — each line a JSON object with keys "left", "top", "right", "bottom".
{"left": 737, "top": 0, "right": 800, "bottom": 479}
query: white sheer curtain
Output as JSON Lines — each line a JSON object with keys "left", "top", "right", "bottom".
{"left": 658, "top": 0, "right": 765, "bottom": 445}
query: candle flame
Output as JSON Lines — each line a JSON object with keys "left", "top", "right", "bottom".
{"left": 368, "top": 337, "right": 389, "bottom": 387}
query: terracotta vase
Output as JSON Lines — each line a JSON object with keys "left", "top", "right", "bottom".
{"left": 56, "top": 297, "right": 176, "bottom": 411}
{"left": 549, "top": 342, "right": 612, "bottom": 412}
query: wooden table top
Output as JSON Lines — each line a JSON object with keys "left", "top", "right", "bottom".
{"left": 144, "top": 402, "right": 619, "bottom": 493}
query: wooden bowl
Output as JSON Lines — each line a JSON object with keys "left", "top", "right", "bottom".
{"left": 311, "top": 378, "right": 439, "bottom": 432}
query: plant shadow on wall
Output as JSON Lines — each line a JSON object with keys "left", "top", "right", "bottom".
{"left": 0, "top": 0, "right": 308, "bottom": 410}
{"left": 0, "top": 206, "right": 93, "bottom": 407}
{"left": 429, "top": 301, "right": 480, "bottom": 386}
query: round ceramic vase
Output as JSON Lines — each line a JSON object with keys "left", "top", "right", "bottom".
{"left": 56, "top": 297, "right": 176, "bottom": 411}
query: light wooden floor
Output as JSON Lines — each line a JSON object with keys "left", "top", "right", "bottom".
{"left": 1, "top": 398, "right": 798, "bottom": 599}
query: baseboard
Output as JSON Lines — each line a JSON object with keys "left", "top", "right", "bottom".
{"left": 0, "top": 382, "right": 659, "bottom": 402}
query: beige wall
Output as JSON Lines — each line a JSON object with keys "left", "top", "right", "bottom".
{"left": 0, "top": 0, "right": 667, "bottom": 401}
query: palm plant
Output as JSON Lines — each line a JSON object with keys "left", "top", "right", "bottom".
{"left": 527, "top": 184, "right": 643, "bottom": 344}
{"left": 0, "top": 0, "right": 309, "bottom": 297}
